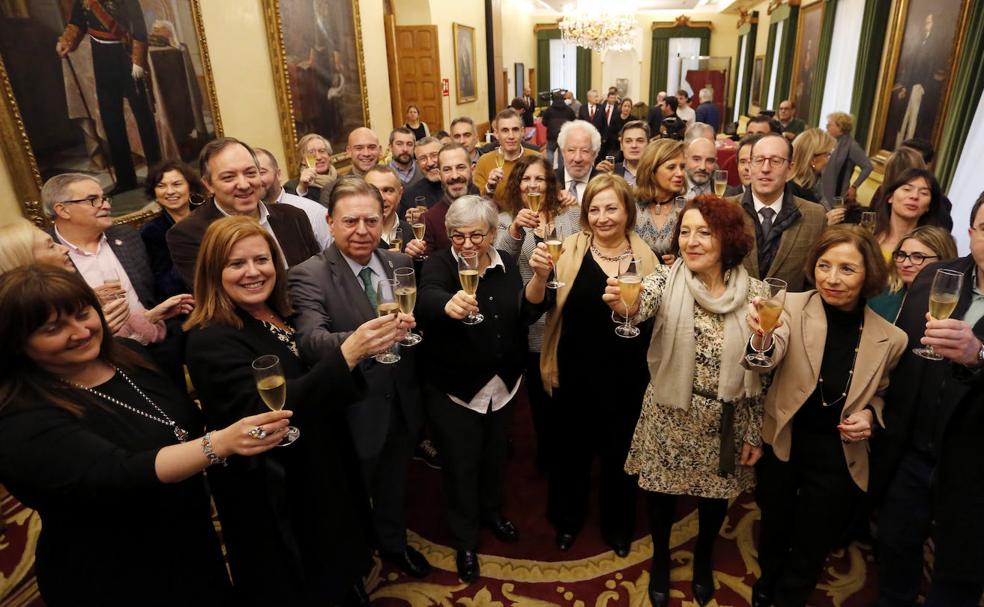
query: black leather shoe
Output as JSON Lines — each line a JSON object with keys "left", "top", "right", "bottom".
{"left": 691, "top": 569, "right": 714, "bottom": 606}
{"left": 456, "top": 549, "right": 480, "bottom": 583}
{"left": 381, "top": 546, "right": 432, "bottom": 579}
{"left": 340, "top": 583, "right": 370, "bottom": 607}
{"left": 751, "top": 582, "right": 773, "bottom": 607}
{"left": 485, "top": 516, "right": 519, "bottom": 543}
{"left": 647, "top": 586, "right": 668, "bottom": 607}
{"left": 603, "top": 535, "right": 631, "bottom": 558}
{"left": 555, "top": 531, "right": 576, "bottom": 551}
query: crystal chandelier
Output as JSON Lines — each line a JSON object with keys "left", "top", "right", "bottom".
{"left": 558, "top": 1, "right": 638, "bottom": 53}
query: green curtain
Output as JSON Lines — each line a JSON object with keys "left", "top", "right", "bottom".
{"left": 648, "top": 25, "right": 711, "bottom": 103}
{"left": 850, "top": 0, "right": 891, "bottom": 148}
{"left": 808, "top": 0, "right": 838, "bottom": 125}
{"left": 734, "top": 19, "right": 758, "bottom": 119}
{"left": 935, "top": 0, "right": 984, "bottom": 188}
{"left": 773, "top": 5, "right": 800, "bottom": 106}
{"left": 576, "top": 47, "right": 592, "bottom": 104}
{"left": 762, "top": 23, "right": 778, "bottom": 109}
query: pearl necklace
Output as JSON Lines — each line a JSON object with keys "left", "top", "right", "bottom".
{"left": 818, "top": 320, "right": 864, "bottom": 408}
{"left": 67, "top": 368, "right": 189, "bottom": 441}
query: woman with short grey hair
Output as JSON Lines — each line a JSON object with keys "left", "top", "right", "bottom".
{"left": 417, "top": 194, "right": 543, "bottom": 583}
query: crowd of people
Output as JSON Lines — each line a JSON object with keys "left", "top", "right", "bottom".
{"left": 0, "top": 87, "right": 982, "bottom": 607}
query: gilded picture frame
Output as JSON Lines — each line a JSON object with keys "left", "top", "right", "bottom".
{"left": 869, "top": 0, "right": 971, "bottom": 163}
{"left": 262, "top": 0, "right": 370, "bottom": 176}
{"left": 751, "top": 55, "right": 765, "bottom": 108}
{"left": 788, "top": 1, "right": 824, "bottom": 124}
{"left": 453, "top": 23, "right": 477, "bottom": 104}
{"left": 0, "top": 0, "right": 223, "bottom": 227}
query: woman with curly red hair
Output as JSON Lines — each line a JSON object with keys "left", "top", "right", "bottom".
{"left": 602, "top": 194, "right": 768, "bottom": 606}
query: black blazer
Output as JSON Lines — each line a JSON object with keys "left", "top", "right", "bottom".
{"left": 139, "top": 211, "right": 189, "bottom": 298}
{"left": 416, "top": 248, "right": 537, "bottom": 401}
{"left": 166, "top": 200, "right": 320, "bottom": 288}
{"left": 51, "top": 223, "right": 159, "bottom": 308}
{"left": 577, "top": 103, "right": 608, "bottom": 133}
{"left": 185, "top": 311, "right": 371, "bottom": 603}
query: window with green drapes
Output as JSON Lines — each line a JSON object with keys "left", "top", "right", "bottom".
{"left": 535, "top": 29, "right": 592, "bottom": 103}
{"left": 761, "top": 22, "right": 778, "bottom": 109}
{"left": 761, "top": 4, "right": 799, "bottom": 111}
{"left": 733, "top": 19, "right": 758, "bottom": 120}
{"left": 807, "top": 0, "right": 838, "bottom": 126}
{"left": 850, "top": 0, "right": 891, "bottom": 148}
{"left": 648, "top": 26, "right": 710, "bottom": 104}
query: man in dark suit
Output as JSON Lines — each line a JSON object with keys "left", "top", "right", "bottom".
{"left": 648, "top": 95, "right": 677, "bottom": 137}
{"left": 735, "top": 132, "right": 825, "bottom": 292}
{"left": 874, "top": 195, "right": 984, "bottom": 607}
{"left": 422, "top": 143, "right": 475, "bottom": 253}
{"left": 577, "top": 89, "right": 607, "bottom": 134}
{"left": 365, "top": 165, "right": 426, "bottom": 259}
{"left": 555, "top": 120, "right": 602, "bottom": 205}
{"left": 725, "top": 134, "right": 762, "bottom": 197}
{"left": 398, "top": 137, "right": 443, "bottom": 219}
{"left": 167, "top": 137, "right": 320, "bottom": 287}
{"left": 288, "top": 176, "right": 430, "bottom": 580}
{"left": 521, "top": 87, "right": 536, "bottom": 127}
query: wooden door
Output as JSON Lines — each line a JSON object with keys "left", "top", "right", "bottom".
{"left": 389, "top": 24, "right": 443, "bottom": 132}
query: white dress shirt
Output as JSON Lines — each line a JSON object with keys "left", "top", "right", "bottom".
{"left": 278, "top": 190, "right": 331, "bottom": 250}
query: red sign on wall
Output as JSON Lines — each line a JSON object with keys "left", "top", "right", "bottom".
{"left": 442, "top": 78, "right": 450, "bottom": 97}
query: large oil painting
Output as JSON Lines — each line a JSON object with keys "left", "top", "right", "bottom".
{"left": 789, "top": 1, "right": 824, "bottom": 122}
{"left": 263, "top": 0, "right": 369, "bottom": 172}
{"left": 453, "top": 22, "right": 477, "bottom": 103}
{"left": 0, "top": 0, "right": 221, "bottom": 221}
{"left": 874, "top": 0, "right": 970, "bottom": 158}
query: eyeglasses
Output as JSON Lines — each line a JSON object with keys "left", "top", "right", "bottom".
{"left": 59, "top": 194, "right": 111, "bottom": 207}
{"left": 750, "top": 156, "right": 789, "bottom": 168}
{"left": 450, "top": 232, "right": 487, "bottom": 245}
{"left": 892, "top": 250, "right": 938, "bottom": 265}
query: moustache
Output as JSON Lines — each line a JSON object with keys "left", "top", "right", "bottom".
{"left": 446, "top": 177, "right": 468, "bottom": 186}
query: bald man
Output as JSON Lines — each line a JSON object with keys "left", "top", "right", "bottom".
{"left": 684, "top": 137, "right": 718, "bottom": 200}
{"left": 346, "top": 127, "right": 382, "bottom": 177}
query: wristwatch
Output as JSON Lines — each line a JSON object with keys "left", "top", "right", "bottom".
{"left": 977, "top": 340, "right": 984, "bottom": 365}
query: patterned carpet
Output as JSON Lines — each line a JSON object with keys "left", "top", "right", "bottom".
{"left": 1, "top": 400, "right": 884, "bottom": 607}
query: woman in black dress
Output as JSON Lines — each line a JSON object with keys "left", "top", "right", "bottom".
{"left": 0, "top": 265, "right": 290, "bottom": 606}
{"left": 140, "top": 160, "right": 202, "bottom": 297}
{"left": 531, "top": 173, "right": 659, "bottom": 555}
{"left": 183, "top": 216, "right": 404, "bottom": 606}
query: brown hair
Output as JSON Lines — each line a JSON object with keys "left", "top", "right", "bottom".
{"left": 183, "top": 216, "right": 292, "bottom": 331}
{"left": 502, "top": 155, "right": 561, "bottom": 219}
{"left": 874, "top": 168, "right": 946, "bottom": 236}
{"left": 198, "top": 137, "right": 259, "bottom": 183}
{"left": 671, "top": 195, "right": 755, "bottom": 271}
{"left": 803, "top": 225, "right": 888, "bottom": 298}
{"left": 579, "top": 173, "right": 637, "bottom": 233}
{"left": 0, "top": 265, "right": 151, "bottom": 416}
{"left": 634, "top": 139, "right": 685, "bottom": 204}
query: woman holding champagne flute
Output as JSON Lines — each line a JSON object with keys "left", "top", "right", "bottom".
{"left": 633, "top": 138, "right": 687, "bottom": 264}
{"left": 416, "top": 195, "right": 543, "bottom": 583}
{"left": 496, "top": 155, "right": 580, "bottom": 470}
{"left": 601, "top": 194, "right": 767, "bottom": 606}
{"left": 530, "top": 174, "right": 658, "bottom": 556}
{"left": 183, "top": 216, "right": 407, "bottom": 606}
{"left": 745, "top": 225, "right": 906, "bottom": 607}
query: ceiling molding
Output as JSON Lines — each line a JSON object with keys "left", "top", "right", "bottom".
{"left": 652, "top": 15, "right": 714, "bottom": 30}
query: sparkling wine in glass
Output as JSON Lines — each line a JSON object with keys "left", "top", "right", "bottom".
{"left": 394, "top": 267, "right": 421, "bottom": 346}
{"left": 714, "top": 170, "right": 728, "bottom": 197}
{"left": 860, "top": 211, "right": 877, "bottom": 234}
{"left": 615, "top": 255, "right": 642, "bottom": 338}
{"left": 458, "top": 250, "right": 484, "bottom": 325}
{"left": 745, "top": 278, "right": 787, "bottom": 368}
{"left": 495, "top": 148, "right": 505, "bottom": 170}
{"left": 375, "top": 278, "right": 401, "bottom": 363}
{"left": 544, "top": 225, "right": 565, "bottom": 289}
{"left": 303, "top": 153, "right": 317, "bottom": 170}
{"left": 411, "top": 222, "right": 428, "bottom": 260}
{"left": 526, "top": 188, "right": 543, "bottom": 214}
{"left": 913, "top": 268, "right": 963, "bottom": 360}
{"left": 390, "top": 227, "right": 403, "bottom": 252}
{"left": 252, "top": 354, "right": 299, "bottom": 446}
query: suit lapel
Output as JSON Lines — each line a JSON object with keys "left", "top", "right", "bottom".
{"left": 767, "top": 198, "right": 803, "bottom": 278}
{"left": 325, "top": 245, "right": 375, "bottom": 320}
{"left": 802, "top": 293, "right": 825, "bottom": 381}
{"left": 844, "top": 307, "right": 890, "bottom": 412}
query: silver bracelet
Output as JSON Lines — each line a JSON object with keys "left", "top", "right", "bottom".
{"left": 201, "top": 431, "right": 227, "bottom": 467}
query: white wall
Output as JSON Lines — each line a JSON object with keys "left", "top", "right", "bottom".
{"left": 601, "top": 47, "right": 643, "bottom": 102}
{"left": 947, "top": 93, "right": 984, "bottom": 255}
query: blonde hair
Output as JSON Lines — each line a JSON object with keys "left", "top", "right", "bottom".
{"left": 789, "top": 128, "right": 836, "bottom": 189}
{"left": 882, "top": 147, "right": 926, "bottom": 190}
{"left": 0, "top": 219, "right": 39, "bottom": 274}
{"left": 827, "top": 111, "right": 854, "bottom": 135}
{"left": 885, "top": 225, "right": 958, "bottom": 292}
{"left": 634, "top": 139, "right": 685, "bottom": 204}
{"left": 183, "top": 216, "right": 292, "bottom": 331}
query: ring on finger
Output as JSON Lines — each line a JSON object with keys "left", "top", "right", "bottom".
{"left": 248, "top": 426, "right": 268, "bottom": 440}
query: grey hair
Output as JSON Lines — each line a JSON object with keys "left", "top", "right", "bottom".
{"left": 558, "top": 120, "right": 602, "bottom": 154}
{"left": 41, "top": 173, "right": 100, "bottom": 218}
{"left": 444, "top": 195, "right": 499, "bottom": 236}
{"left": 698, "top": 87, "right": 714, "bottom": 103}
{"left": 684, "top": 122, "right": 715, "bottom": 144}
{"left": 415, "top": 136, "right": 441, "bottom": 149}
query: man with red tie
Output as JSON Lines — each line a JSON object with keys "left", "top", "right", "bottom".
{"left": 577, "top": 89, "right": 607, "bottom": 134}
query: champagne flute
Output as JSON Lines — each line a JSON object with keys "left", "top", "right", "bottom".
{"left": 615, "top": 255, "right": 641, "bottom": 338}
{"left": 458, "top": 250, "right": 484, "bottom": 325}
{"left": 303, "top": 153, "right": 317, "bottom": 170}
{"left": 252, "top": 355, "right": 300, "bottom": 446}
{"left": 411, "top": 221, "right": 428, "bottom": 260}
{"left": 394, "top": 267, "right": 421, "bottom": 346}
{"left": 525, "top": 185, "right": 543, "bottom": 214}
{"left": 390, "top": 227, "right": 403, "bottom": 252}
{"left": 495, "top": 148, "right": 505, "bottom": 170}
{"left": 374, "top": 278, "right": 402, "bottom": 363}
{"left": 745, "top": 278, "right": 787, "bottom": 368}
{"left": 912, "top": 268, "right": 963, "bottom": 360}
{"left": 860, "top": 211, "right": 877, "bottom": 234}
{"left": 714, "top": 170, "right": 728, "bottom": 197}
{"left": 544, "top": 225, "right": 565, "bottom": 289}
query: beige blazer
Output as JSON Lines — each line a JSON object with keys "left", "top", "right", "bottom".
{"left": 761, "top": 291, "right": 907, "bottom": 491}
{"left": 739, "top": 195, "right": 827, "bottom": 292}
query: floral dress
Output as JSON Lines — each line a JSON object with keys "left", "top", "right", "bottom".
{"left": 634, "top": 198, "right": 686, "bottom": 256}
{"left": 624, "top": 265, "right": 768, "bottom": 499}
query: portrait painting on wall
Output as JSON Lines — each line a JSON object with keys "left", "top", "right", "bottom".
{"left": 751, "top": 55, "right": 764, "bottom": 108}
{"left": 789, "top": 1, "right": 824, "bottom": 122}
{"left": 453, "top": 23, "right": 477, "bottom": 103}
{"left": 0, "top": 0, "right": 221, "bottom": 220}
{"left": 265, "top": 0, "right": 368, "bottom": 170}
{"left": 874, "top": 0, "right": 970, "bottom": 157}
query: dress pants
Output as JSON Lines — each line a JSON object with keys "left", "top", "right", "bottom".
{"left": 424, "top": 384, "right": 514, "bottom": 551}
{"left": 924, "top": 579, "right": 984, "bottom": 607}
{"left": 90, "top": 40, "right": 161, "bottom": 189}
{"left": 756, "top": 439, "right": 864, "bottom": 607}
{"left": 546, "top": 381, "right": 642, "bottom": 541}
{"left": 359, "top": 398, "right": 415, "bottom": 553}
{"left": 525, "top": 352, "right": 554, "bottom": 472}
{"left": 875, "top": 449, "right": 935, "bottom": 607}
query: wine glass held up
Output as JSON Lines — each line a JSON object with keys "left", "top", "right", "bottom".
{"left": 394, "top": 267, "right": 422, "bottom": 346}
{"left": 252, "top": 354, "right": 300, "bottom": 446}
{"left": 544, "top": 225, "right": 565, "bottom": 289}
{"left": 374, "top": 278, "right": 402, "bottom": 363}
{"left": 614, "top": 255, "right": 641, "bottom": 338}
{"left": 713, "top": 170, "right": 728, "bottom": 197}
{"left": 913, "top": 268, "right": 963, "bottom": 360}
{"left": 745, "top": 277, "right": 787, "bottom": 368}
{"left": 457, "top": 250, "right": 484, "bottom": 325}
